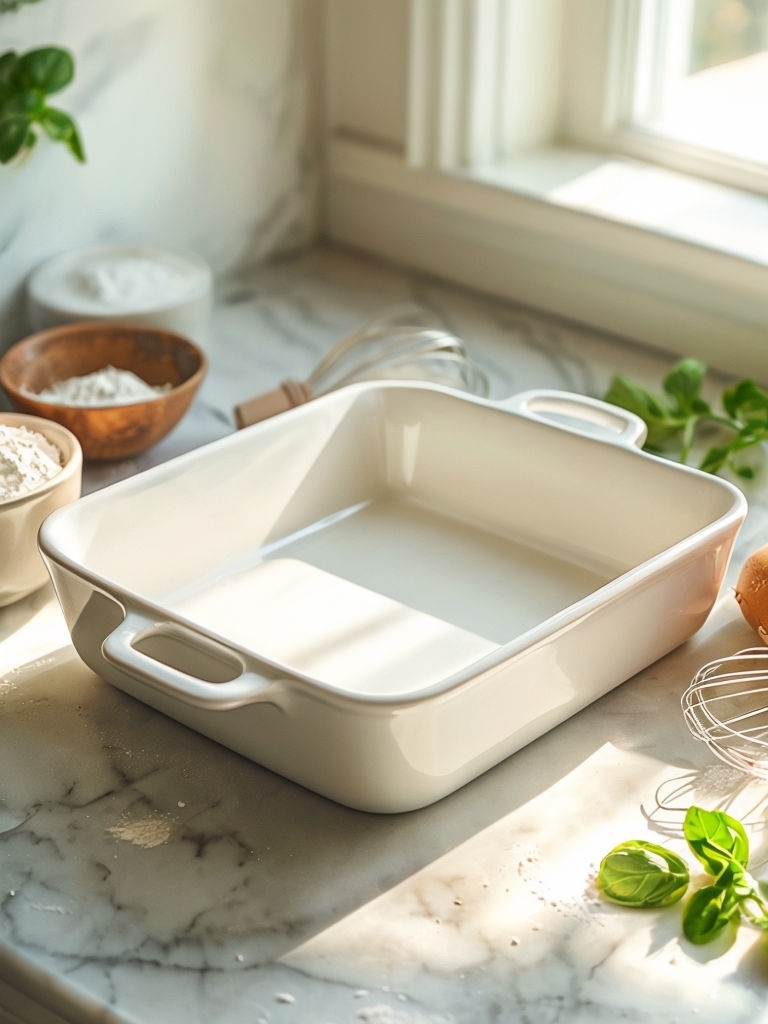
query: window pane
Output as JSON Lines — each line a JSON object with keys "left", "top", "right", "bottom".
{"left": 633, "top": 0, "right": 768, "bottom": 165}
{"left": 690, "top": 0, "right": 768, "bottom": 72}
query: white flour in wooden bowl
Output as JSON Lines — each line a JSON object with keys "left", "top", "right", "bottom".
{"left": 0, "top": 424, "right": 62, "bottom": 501}
{"left": 34, "top": 365, "right": 172, "bottom": 406}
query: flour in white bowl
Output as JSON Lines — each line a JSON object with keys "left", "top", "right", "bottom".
{"left": 79, "top": 255, "right": 198, "bottom": 309}
{"left": 34, "top": 365, "right": 172, "bottom": 406}
{"left": 0, "top": 424, "right": 62, "bottom": 502}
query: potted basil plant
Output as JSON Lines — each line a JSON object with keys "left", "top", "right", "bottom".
{"left": 0, "top": 41, "right": 85, "bottom": 164}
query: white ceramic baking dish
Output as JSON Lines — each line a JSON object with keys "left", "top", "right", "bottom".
{"left": 39, "top": 383, "right": 747, "bottom": 813}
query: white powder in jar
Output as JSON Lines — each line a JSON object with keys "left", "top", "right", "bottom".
{"left": 0, "top": 424, "right": 62, "bottom": 501}
{"left": 34, "top": 365, "right": 172, "bottom": 406}
{"left": 79, "top": 255, "right": 198, "bottom": 309}
{"left": 27, "top": 246, "right": 212, "bottom": 346}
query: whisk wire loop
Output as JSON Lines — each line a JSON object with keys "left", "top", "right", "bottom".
{"left": 682, "top": 648, "right": 768, "bottom": 777}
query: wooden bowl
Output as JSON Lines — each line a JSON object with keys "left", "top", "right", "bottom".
{"left": 0, "top": 322, "right": 208, "bottom": 461}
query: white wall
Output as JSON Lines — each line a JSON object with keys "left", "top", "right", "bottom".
{"left": 0, "top": 0, "right": 320, "bottom": 352}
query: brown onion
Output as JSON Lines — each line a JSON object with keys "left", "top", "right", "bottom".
{"left": 735, "top": 544, "right": 768, "bottom": 644}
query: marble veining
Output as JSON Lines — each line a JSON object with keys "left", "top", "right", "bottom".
{"left": 0, "top": 0, "right": 317, "bottom": 355}
{"left": 3, "top": 247, "right": 768, "bottom": 1022}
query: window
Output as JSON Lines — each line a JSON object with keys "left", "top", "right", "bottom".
{"left": 322, "top": 0, "right": 768, "bottom": 382}
{"left": 595, "top": 0, "right": 768, "bottom": 193}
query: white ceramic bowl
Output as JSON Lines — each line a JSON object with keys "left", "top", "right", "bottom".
{"left": 26, "top": 244, "right": 212, "bottom": 346}
{"left": 0, "top": 412, "right": 82, "bottom": 607}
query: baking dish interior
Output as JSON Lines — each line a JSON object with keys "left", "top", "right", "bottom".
{"left": 41, "top": 383, "right": 741, "bottom": 695}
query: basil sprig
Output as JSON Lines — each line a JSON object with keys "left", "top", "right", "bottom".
{"left": 604, "top": 357, "right": 768, "bottom": 479}
{"left": 598, "top": 805, "right": 768, "bottom": 951}
{"left": 681, "top": 806, "right": 768, "bottom": 944}
{"left": 0, "top": 46, "right": 84, "bottom": 164}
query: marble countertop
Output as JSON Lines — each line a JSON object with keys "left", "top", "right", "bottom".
{"left": 4, "top": 245, "right": 768, "bottom": 1024}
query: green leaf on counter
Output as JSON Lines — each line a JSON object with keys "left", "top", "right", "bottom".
{"left": 597, "top": 805, "right": 768, "bottom": 955}
{"left": 603, "top": 375, "right": 682, "bottom": 450}
{"left": 682, "top": 883, "right": 740, "bottom": 944}
{"left": 683, "top": 805, "right": 749, "bottom": 876}
{"left": 663, "top": 357, "right": 708, "bottom": 412}
{"left": 598, "top": 840, "right": 689, "bottom": 908}
{"left": 723, "top": 378, "right": 768, "bottom": 424}
{"left": 603, "top": 358, "right": 768, "bottom": 477}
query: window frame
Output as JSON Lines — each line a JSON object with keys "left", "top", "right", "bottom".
{"left": 564, "top": 0, "right": 768, "bottom": 196}
{"left": 321, "top": 0, "right": 768, "bottom": 384}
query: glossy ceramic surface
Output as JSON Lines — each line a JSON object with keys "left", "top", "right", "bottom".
{"left": 39, "top": 383, "right": 747, "bottom": 811}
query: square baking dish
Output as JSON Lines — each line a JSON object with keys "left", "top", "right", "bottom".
{"left": 39, "top": 383, "right": 747, "bottom": 812}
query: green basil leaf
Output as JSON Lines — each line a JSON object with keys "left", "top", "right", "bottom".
{"left": 723, "top": 868, "right": 768, "bottom": 927}
{"left": 603, "top": 376, "right": 682, "bottom": 450}
{"left": 14, "top": 47, "right": 74, "bottom": 95}
{"left": 0, "top": 47, "right": 85, "bottom": 166}
{"left": 0, "top": 50, "right": 18, "bottom": 86}
{"left": 682, "top": 883, "right": 740, "bottom": 944}
{"left": 663, "top": 358, "right": 707, "bottom": 413}
{"left": 730, "top": 429, "right": 758, "bottom": 450}
{"left": 722, "top": 379, "right": 768, "bottom": 423}
{"left": 684, "top": 806, "right": 749, "bottom": 876}
{"left": 603, "top": 357, "right": 768, "bottom": 477}
{"left": 699, "top": 444, "right": 731, "bottom": 474}
{"left": 0, "top": 0, "right": 44, "bottom": 10}
{"left": 39, "top": 106, "right": 85, "bottom": 161}
{"left": 1, "top": 87, "right": 45, "bottom": 118}
{"left": 598, "top": 840, "right": 690, "bottom": 908}
{"left": 689, "top": 396, "right": 712, "bottom": 416}
{"left": 604, "top": 376, "right": 669, "bottom": 421}
{"left": 0, "top": 114, "right": 30, "bottom": 162}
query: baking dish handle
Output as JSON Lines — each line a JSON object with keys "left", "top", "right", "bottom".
{"left": 500, "top": 389, "right": 648, "bottom": 449}
{"left": 101, "top": 613, "right": 282, "bottom": 711}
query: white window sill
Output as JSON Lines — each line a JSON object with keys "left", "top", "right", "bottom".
{"left": 324, "top": 137, "right": 768, "bottom": 383}
{"left": 466, "top": 147, "right": 768, "bottom": 271}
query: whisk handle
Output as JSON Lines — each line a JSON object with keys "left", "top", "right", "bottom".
{"left": 234, "top": 379, "right": 313, "bottom": 428}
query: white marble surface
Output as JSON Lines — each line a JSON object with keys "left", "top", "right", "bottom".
{"left": 4, "top": 246, "right": 768, "bottom": 1023}
{"left": 0, "top": 0, "right": 317, "bottom": 354}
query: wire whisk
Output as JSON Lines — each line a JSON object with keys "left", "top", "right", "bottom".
{"left": 682, "top": 648, "right": 768, "bottom": 778}
{"left": 234, "top": 304, "right": 490, "bottom": 428}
